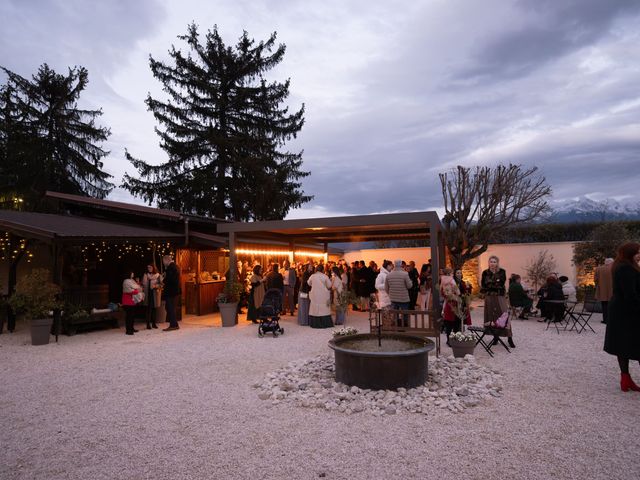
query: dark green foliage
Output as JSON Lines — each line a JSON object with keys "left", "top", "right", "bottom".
{"left": 0, "top": 64, "right": 113, "bottom": 209}
{"left": 123, "top": 24, "right": 311, "bottom": 221}
{"left": 572, "top": 223, "right": 636, "bottom": 275}
{"left": 491, "top": 220, "right": 640, "bottom": 244}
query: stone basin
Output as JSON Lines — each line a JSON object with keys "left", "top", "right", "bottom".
{"left": 328, "top": 333, "right": 435, "bottom": 390}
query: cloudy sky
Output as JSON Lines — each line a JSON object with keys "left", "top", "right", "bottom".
{"left": 2, "top": 0, "right": 640, "bottom": 218}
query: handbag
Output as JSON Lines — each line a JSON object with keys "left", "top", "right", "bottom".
{"left": 493, "top": 311, "right": 509, "bottom": 329}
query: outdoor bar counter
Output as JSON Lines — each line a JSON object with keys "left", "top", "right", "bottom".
{"left": 185, "top": 280, "right": 225, "bottom": 315}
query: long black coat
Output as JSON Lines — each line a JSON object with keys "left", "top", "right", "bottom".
{"left": 604, "top": 264, "right": 640, "bottom": 360}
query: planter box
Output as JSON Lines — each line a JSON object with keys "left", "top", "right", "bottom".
{"left": 449, "top": 339, "right": 475, "bottom": 358}
{"left": 31, "top": 317, "right": 53, "bottom": 346}
{"left": 218, "top": 302, "right": 238, "bottom": 327}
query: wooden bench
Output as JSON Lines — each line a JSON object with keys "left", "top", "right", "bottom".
{"left": 60, "top": 285, "right": 122, "bottom": 335}
{"left": 369, "top": 309, "right": 443, "bottom": 356}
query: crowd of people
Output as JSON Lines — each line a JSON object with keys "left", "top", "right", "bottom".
{"left": 115, "top": 246, "right": 639, "bottom": 396}
{"left": 235, "top": 258, "right": 437, "bottom": 330}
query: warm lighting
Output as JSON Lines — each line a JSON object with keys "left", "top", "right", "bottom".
{"left": 236, "top": 248, "right": 291, "bottom": 256}
{"left": 295, "top": 251, "right": 327, "bottom": 259}
{"left": 235, "top": 248, "right": 327, "bottom": 259}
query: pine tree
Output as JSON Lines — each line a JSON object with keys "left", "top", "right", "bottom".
{"left": 123, "top": 24, "right": 311, "bottom": 220}
{"left": 0, "top": 64, "right": 113, "bottom": 208}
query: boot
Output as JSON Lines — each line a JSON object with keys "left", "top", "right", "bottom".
{"left": 621, "top": 373, "right": 640, "bottom": 392}
{"left": 508, "top": 337, "right": 516, "bottom": 349}
{"left": 146, "top": 323, "right": 152, "bottom": 330}
{"left": 151, "top": 322, "right": 158, "bottom": 329}
{"left": 491, "top": 336, "right": 499, "bottom": 346}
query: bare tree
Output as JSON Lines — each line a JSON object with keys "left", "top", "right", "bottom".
{"left": 525, "top": 250, "right": 557, "bottom": 291}
{"left": 439, "top": 164, "right": 551, "bottom": 269}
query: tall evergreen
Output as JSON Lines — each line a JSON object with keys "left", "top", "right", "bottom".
{"left": 123, "top": 24, "right": 311, "bottom": 221}
{"left": 0, "top": 64, "right": 113, "bottom": 208}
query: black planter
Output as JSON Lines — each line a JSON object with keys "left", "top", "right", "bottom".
{"left": 328, "top": 333, "right": 435, "bottom": 390}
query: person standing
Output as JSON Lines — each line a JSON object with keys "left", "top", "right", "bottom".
{"left": 454, "top": 269, "right": 473, "bottom": 327}
{"left": 297, "top": 263, "right": 314, "bottom": 326}
{"left": 595, "top": 258, "right": 614, "bottom": 324}
{"left": 331, "top": 266, "right": 346, "bottom": 325}
{"left": 265, "top": 263, "right": 284, "bottom": 296}
{"left": 385, "top": 259, "right": 412, "bottom": 327}
{"left": 162, "top": 255, "right": 181, "bottom": 332}
{"left": 440, "top": 269, "right": 462, "bottom": 345}
{"left": 481, "top": 255, "right": 515, "bottom": 348}
{"left": 247, "top": 265, "right": 265, "bottom": 323}
{"left": 407, "top": 261, "right": 419, "bottom": 310}
{"left": 416, "top": 263, "right": 432, "bottom": 312}
{"left": 308, "top": 264, "right": 333, "bottom": 329}
{"left": 122, "top": 272, "right": 142, "bottom": 335}
{"left": 142, "top": 264, "right": 161, "bottom": 329}
{"left": 282, "top": 261, "right": 296, "bottom": 316}
{"left": 375, "top": 260, "right": 392, "bottom": 309}
{"left": 603, "top": 243, "right": 640, "bottom": 392}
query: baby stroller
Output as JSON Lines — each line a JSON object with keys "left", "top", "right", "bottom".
{"left": 257, "top": 288, "right": 285, "bottom": 337}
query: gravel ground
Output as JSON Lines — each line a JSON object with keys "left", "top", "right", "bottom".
{"left": 1, "top": 305, "right": 639, "bottom": 480}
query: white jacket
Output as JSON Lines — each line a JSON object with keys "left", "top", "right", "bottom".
{"left": 375, "top": 268, "right": 391, "bottom": 308}
{"left": 562, "top": 281, "right": 577, "bottom": 303}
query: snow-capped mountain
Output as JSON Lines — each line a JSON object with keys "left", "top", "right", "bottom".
{"left": 550, "top": 196, "right": 640, "bottom": 222}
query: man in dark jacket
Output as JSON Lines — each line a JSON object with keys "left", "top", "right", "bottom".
{"left": 265, "top": 264, "right": 284, "bottom": 294}
{"left": 162, "top": 255, "right": 181, "bottom": 331}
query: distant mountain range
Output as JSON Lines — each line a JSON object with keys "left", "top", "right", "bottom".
{"left": 549, "top": 197, "right": 640, "bottom": 223}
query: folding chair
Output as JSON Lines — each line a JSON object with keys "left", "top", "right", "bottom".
{"left": 467, "top": 317, "right": 512, "bottom": 357}
{"left": 570, "top": 300, "right": 596, "bottom": 334}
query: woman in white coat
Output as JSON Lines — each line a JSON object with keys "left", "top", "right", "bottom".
{"left": 308, "top": 264, "right": 333, "bottom": 329}
{"left": 375, "top": 260, "right": 392, "bottom": 309}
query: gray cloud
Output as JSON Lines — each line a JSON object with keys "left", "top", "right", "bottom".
{"left": 2, "top": 0, "right": 639, "bottom": 218}
{"left": 0, "top": 0, "right": 166, "bottom": 96}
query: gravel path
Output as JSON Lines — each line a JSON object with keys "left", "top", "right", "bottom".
{"left": 1, "top": 306, "right": 639, "bottom": 480}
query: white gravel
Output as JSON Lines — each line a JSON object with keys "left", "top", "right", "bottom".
{"left": 1, "top": 305, "right": 639, "bottom": 480}
{"left": 255, "top": 354, "right": 503, "bottom": 415}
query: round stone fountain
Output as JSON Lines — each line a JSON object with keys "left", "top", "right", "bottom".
{"left": 328, "top": 333, "right": 435, "bottom": 390}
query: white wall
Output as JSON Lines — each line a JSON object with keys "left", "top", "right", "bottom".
{"left": 343, "top": 241, "right": 577, "bottom": 287}
{"left": 343, "top": 247, "right": 431, "bottom": 268}
{"left": 477, "top": 242, "right": 577, "bottom": 287}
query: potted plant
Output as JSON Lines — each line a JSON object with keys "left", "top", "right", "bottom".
{"left": 216, "top": 279, "right": 244, "bottom": 327}
{"left": 334, "top": 289, "right": 358, "bottom": 325}
{"left": 448, "top": 330, "right": 476, "bottom": 358}
{"left": 332, "top": 326, "right": 358, "bottom": 337}
{"left": 8, "top": 269, "right": 61, "bottom": 345}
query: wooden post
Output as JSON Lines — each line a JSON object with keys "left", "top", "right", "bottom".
{"left": 229, "top": 232, "right": 236, "bottom": 281}
{"left": 430, "top": 224, "right": 441, "bottom": 313}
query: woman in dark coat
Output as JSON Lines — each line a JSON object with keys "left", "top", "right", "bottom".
{"left": 481, "top": 255, "right": 515, "bottom": 348}
{"left": 604, "top": 242, "right": 640, "bottom": 392}
{"left": 247, "top": 265, "right": 265, "bottom": 323}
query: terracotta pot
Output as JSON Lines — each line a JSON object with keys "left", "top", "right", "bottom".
{"left": 218, "top": 302, "right": 238, "bottom": 327}
{"left": 449, "top": 338, "right": 475, "bottom": 358}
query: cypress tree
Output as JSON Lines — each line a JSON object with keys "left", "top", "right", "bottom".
{"left": 0, "top": 64, "right": 113, "bottom": 208}
{"left": 123, "top": 23, "right": 311, "bottom": 220}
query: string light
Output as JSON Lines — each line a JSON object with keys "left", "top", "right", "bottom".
{"left": 234, "top": 248, "right": 327, "bottom": 259}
